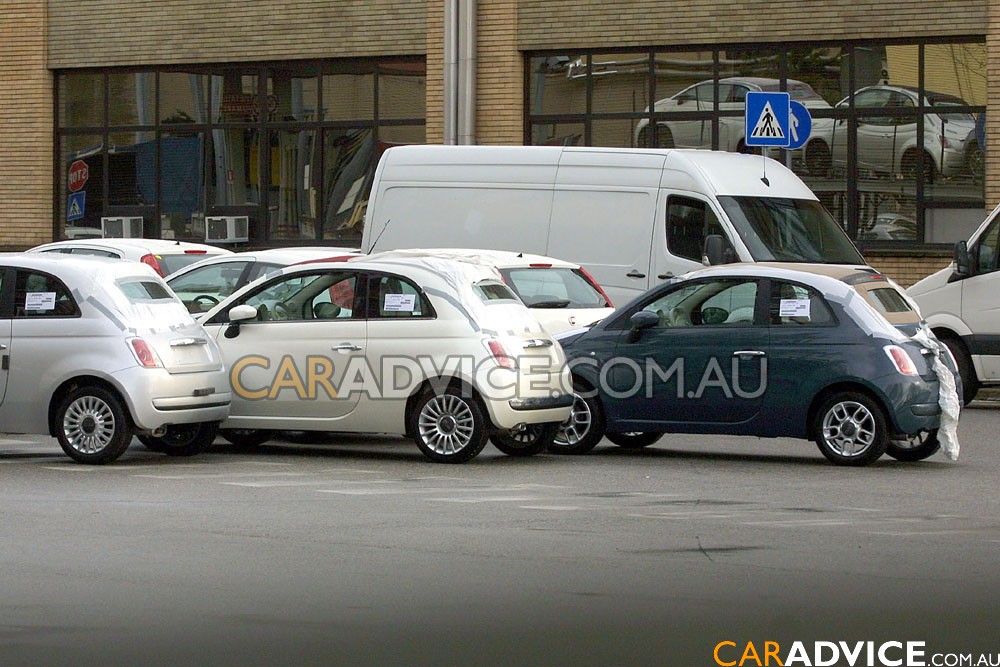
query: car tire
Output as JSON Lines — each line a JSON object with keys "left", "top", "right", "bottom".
{"left": 606, "top": 432, "right": 663, "bottom": 449}
{"left": 901, "top": 149, "right": 937, "bottom": 182}
{"left": 549, "top": 384, "right": 606, "bottom": 455}
{"left": 220, "top": 428, "right": 273, "bottom": 450}
{"left": 885, "top": 429, "right": 941, "bottom": 462}
{"left": 490, "top": 423, "right": 559, "bottom": 457}
{"left": 141, "top": 422, "right": 219, "bottom": 457}
{"left": 812, "top": 391, "right": 889, "bottom": 466}
{"left": 637, "top": 124, "right": 674, "bottom": 149}
{"left": 55, "top": 385, "right": 134, "bottom": 465}
{"left": 411, "top": 387, "right": 488, "bottom": 463}
{"left": 941, "top": 337, "right": 979, "bottom": 405}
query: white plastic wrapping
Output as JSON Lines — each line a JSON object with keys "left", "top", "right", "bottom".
{"left": 912, "top": 327, "right": 961, "bottom": 460}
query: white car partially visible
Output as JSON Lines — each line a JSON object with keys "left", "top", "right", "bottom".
{"left": 27, "top": 238, "right": 232, "bottom": 277}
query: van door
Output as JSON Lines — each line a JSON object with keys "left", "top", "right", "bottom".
{"left": 651, "top": 193, "right": 728, "bottom": 283}
{"left": 0, "top": 268, "right": 9, "bottom": 406}
{"left": 963, "top": 215, "right": 1000, "bottom": 381}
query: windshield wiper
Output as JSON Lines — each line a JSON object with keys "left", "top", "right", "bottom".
{"left": 530, "top": 299, "right": 572, "bottom": 309}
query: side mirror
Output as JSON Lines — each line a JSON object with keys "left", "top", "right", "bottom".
{"left": 953, "top": 240, "right": 971, "bottom": 280}
{"left": 703, "top": 235, "right": 735, "bottom": 266}
{"left": 224, "top": 304, "right": 258, "bottom": 339}
{"left": 626, "top": 310, "right": 660, "bottom": 342}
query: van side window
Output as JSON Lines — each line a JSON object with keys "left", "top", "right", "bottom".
{"left": 14, "top": 270, "right": 80, "bottom": 318}
{"left": 666, "top": 196, "right": 723, "bottom": 262}
{"left": 974, "top": 216, "right": 999, "bottom": 274}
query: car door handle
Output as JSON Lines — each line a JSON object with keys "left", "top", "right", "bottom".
{"left": 0, "top": 344, "right": 6, "bottom": 350}
{"left": 524, "top": 338, "right": 553, "bottom": 348}
{"left": 333, "top": 344, "right": 362, "bottom": 352}
{"left": 657, "top": 273, "right": 674, "bottom": 280}
{"left": 626, "top": 270, "right": 646, "bottom": 279}
{"left": 733, "top": 350, "right": 766, "bottom": 357}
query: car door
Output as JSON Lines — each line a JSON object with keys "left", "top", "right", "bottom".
{"left": 669, "top": 82, "right": 715, "bottom": 149}
{"left": 206, "top": 268, "right": 367, "bottom": 426}
{"left": 608, "top": 276, "right": 766, "bottom": 427}
{"left": 854, "top": 88, "right": 902, "bottom": 174}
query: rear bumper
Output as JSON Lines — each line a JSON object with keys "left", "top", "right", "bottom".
{"left": 112, "top": 366, "right": 231, "bottom": 430}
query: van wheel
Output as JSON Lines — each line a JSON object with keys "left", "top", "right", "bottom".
{"left": 490, "top": 423, "right": 559, "bottom": 457}
{"left": 411, "top": 388, "right": 488, "bottom": 463}
{"left": 141, "top": 422, "right": 219, "bottom": 457}
{"left": 886, "top": 430, "right": 940, "bottom": 462}
{"left": 606, "top": 432, "right": 663, "bottom": 449}
{"left": 55, "top": 386, "right": 133, "bottom": 464}
{"left": 812, "top": 392, "right": 889, "bottom": 466}
{"left": 550, "top": 385, "right": 606, "bottom": 455}
{"left": 942, "top": 337, "right": 978, "bottom": 405}
{"left": 220, "top": 428, "right": 272, "bottom": 450}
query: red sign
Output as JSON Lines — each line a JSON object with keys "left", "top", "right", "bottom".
{"left": 68, "top": 160, "right": 89, "bottom": 192}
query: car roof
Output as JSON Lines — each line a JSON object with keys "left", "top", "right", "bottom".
{"left": 28, "top": 238, "right": 233, "bottom": 256}
{"left": 0, "top": 251, "right": 162, "bottom": 288}
{"left": 166, "top": 247, "right": 354, "bottom": 279}
{"left": 362, "top": 248, "right": 580, "bottom": 270}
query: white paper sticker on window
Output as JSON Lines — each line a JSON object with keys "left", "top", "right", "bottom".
{"left": 26, "top": 292, "right": 57, "bottom": 311}
{"left": 779, "top": 298, "right": 810, "bottom": 318}
{"left": 383, "top": 293, "right": 416, "bottom": 312}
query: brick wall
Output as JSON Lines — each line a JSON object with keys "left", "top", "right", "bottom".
{"left": 517, "top": 1, "right": 987, "bottom": 51}
{"left": 47, "top": 1, "right": 427, "bottom": 68}
{"left": 864, "top": 251, "right": 953, "bottom": 287}
{"left": 0, "top": 2, "right": 53, "bottom": 249}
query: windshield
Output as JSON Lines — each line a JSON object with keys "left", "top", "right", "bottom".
{"left": 719, "top": 196, "right": 866, "bottom": 264}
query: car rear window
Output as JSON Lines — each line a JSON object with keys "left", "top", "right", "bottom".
{"left": 867, "top": 287, "right": 913, "bottom": 314}
{"left": 499, "top": 267, "right": 609, "bottom": 308}
{"left": 117, "top": 279, "right": 174, "bottom": 302}
{"left": 473, "top": 280, "right": 518, "bottom": 302}
{"left": 156, "top": 253, "right": 222, "bottom": 275}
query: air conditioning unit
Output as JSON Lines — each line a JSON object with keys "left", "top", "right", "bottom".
{"left": 101, "top": 216, "right": 144, "bottom": 238}
{"left": 205, "top": 216, "right": 249, "bottom": 243}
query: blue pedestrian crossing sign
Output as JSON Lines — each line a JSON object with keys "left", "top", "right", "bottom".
{"left": 67, "top": 190, "right": 86, "bottom": 222}
{"left": 745, "top": 91, "right": 790, "bottom": 147}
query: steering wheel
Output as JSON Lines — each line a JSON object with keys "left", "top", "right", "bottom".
{"left": 700, "top": 306, "right": 729, "bottom": 325}
{"left": 192, "top": 294, "right": 220, "bottom": 309}
{"left": 272, "top": 302, "right": 291, "bottom": 320}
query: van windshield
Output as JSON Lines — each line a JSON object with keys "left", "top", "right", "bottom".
{"left": 719, "top": 196, "right": 865, "bottom": 264}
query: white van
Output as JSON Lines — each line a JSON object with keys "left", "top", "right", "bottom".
{"left": 908, "top": 203, "right": 1000, "bottom": 403}
{"left": 361, "top": 145, "right": 870, "bottom": 306}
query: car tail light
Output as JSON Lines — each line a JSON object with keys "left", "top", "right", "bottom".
{"left": 884, "top": 345, "right": 917, "bottom": 376}
{"left": 576, "top": 267, "right": 614, "bottom": 308}
{"left": 129, "top": 338, "right": 162, "bottom": 368}
{"left": 184, "top": 249, "right": 208, "bottom": 254}
{"left": 487, "top": 339, "right": 517, "bottom": 369}
{"left": 529, "top": 263, "right": 552, "bottom": 268}
{"left": 140, "top": 253, "right": 164, "bottom": 277}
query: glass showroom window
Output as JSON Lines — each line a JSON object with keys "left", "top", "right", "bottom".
{"left": 55, "top": 58, "right": 426, "bottom": 245}
{"left": 525, "top": 39, "right": 985, "bottom": 247}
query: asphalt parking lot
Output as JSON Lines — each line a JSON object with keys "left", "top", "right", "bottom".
{"left": 2, "top": 401, "right": 999, "bottom": 666}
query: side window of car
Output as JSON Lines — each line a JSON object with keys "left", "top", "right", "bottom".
{"left": 641, "top": 279, "right": 757, "bottom": 328}
{"left": 69, "top": 248, "right": 120, "bottom": 258}
{"left": 973, "top": 215, "right": 999, "bottom": 275}
{"left": 233, "top": 272, "right": 359, "bottom": 322}
{"left": 14, "top": 270, "right": 80, "bottom": 318}
{"left": 666, "top": 196, "right": 725, "bottom": 262}
{"left": 370, "top": 274, "right": 432, "bottom": 319}
{"left": 769, "top": 281, "right": 835, "bottom": 326}
{"left": 169, "top": 261, "right": 251, "bottom": 315}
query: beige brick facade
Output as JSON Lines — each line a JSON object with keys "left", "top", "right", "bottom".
{"left": 0, "top": 1, "right": 53, "bottom": 249}
{"left": 0, "top": 0, "right": 995, "bottom": 274}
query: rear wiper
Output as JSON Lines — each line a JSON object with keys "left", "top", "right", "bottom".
{"left": 530, "top": 299, "right": 572, "bottom": 309}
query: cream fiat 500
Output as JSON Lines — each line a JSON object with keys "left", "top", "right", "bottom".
{"left": 199, "top": 253, "right": 574, "bottom": 463}
{"left": 0, "top": 254, "right": 231, "bottom": 464}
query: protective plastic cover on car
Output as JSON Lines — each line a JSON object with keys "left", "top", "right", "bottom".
{"left": 361, "top": 251, "right": 547, "bottom": 336}
{"left": 912, "top": 327, "right": 961, "bottom": 460}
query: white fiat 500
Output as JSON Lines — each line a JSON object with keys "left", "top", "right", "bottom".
{"left": 199, "top": 253, "right": 574, "bottom": 463}
{"left": 0, "top": 254, "right": 231, "bottom": 464}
